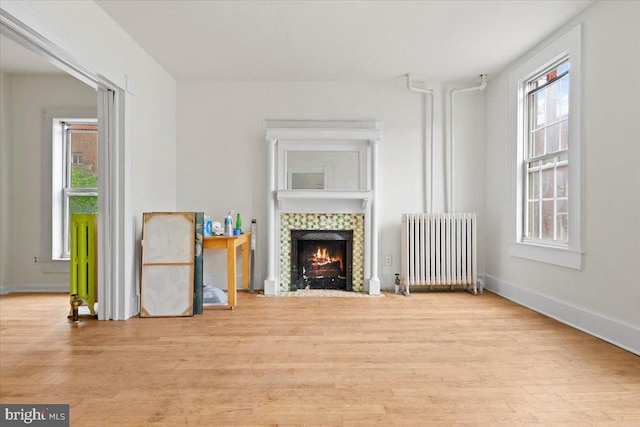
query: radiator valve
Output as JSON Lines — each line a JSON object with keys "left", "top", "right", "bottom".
{"left": 395, "top": 274, "right": 409, "bottom": 296}
{"left": 70, "top": 294, "right": 81, "bottom": 323}
{"left": 394, "top": 274, "right": 403, "bottom": 295}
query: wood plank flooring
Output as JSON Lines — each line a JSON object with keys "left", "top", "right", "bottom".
{"left": 1, "top": 291, "right": 639, "bottom": 426}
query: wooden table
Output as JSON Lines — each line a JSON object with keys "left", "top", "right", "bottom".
{"left": 203, "top": 232, "right": 251, "bottom": 309}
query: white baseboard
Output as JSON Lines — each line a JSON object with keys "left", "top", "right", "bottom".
{"left": 485, "top": 275, "right": 640, "bottom": 356}
{"left": 0, "top": 283, "right": 68, "bottom": 294}
{"left": 203, "top": 274, "right": 264, "bottom": 290}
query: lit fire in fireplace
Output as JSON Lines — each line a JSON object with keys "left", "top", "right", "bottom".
{"left": 303, "top": 245, "right": 344, "bottom": 278}
{"left": 291, "top": 230, "right": 352, "bottom": 290}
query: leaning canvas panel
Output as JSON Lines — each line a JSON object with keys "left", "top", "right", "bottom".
{"left": 140, "top": 265, "right": 193, "bottom": 317}
{"left": 142, "top": 213, "right": 195, "bottom": 264}
{"left": 141, "top": 212, "right": 195, "bottom": 317}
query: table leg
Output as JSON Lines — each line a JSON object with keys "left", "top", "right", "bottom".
{"left": 241, "top": 237, "right": 250, "bottom": 290}
{"left": 227, "top": 240, "right": 237, "bottom": 309}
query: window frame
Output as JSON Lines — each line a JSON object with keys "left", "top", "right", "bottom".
{"left": 523, "top": 59, "right": 569, "bottom": 244}
{"left": 60, "top": 122, "right": 98, "bottom": 258}
{"left": 57, "top": 117, "right": 98, "bottom": 260}
{"left": 509, "top": 25, "right": 583, "bottom": 269}
{"left": 42, "top": 109, "right": 97, "bottom": 268}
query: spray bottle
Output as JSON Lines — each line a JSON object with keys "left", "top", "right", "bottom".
{"left": 224, "top": 211, "right": 234, "bottom": 236}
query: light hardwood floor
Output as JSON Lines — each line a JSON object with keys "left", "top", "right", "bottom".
{"left": 1, "top": 291, "right": 639, "bottom": 426}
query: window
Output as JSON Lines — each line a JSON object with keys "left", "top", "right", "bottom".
{"left": 52, "top": 118, "right": 98, "bottom": 260}
{"left": 72, "top": 152, "right": 84, "bottom": 164}
{"left": 509, "top": 26, "right": 582, "bottom": 269}
{"left": 524, "top": 60, "right": 569, "bottom": 243}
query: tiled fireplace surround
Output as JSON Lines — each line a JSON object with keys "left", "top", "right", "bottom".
{"left": 263, "top": 120, "right": 382, "bottom": 295}
{"left": 279, "top": 213, "right": 365, "bottom": 292}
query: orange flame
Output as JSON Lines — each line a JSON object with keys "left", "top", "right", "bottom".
{"left": 310, "top": 245, "right": 343, "bottom": 270}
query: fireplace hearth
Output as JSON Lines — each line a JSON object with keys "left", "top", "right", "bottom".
{"left": 290, "top": 230, "right": 353, "bottom": 291}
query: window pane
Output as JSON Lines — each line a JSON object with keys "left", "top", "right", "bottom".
{"left": 559, "top": 75, "right": 569, "bottom": 119}
{"left": 556, "top": 213, "right": 568, "bottom": 242}
{"left": 560, "top": 119, "right": 569, "bottom": 150}
{"left": 545, "top": 85, "right": 559, "bottom": 124}
{"left": 556, "top": 164, "right": 568, "bottom": 198}
{"left": 70, "top": 129, "right": 98, "bottom": 189}
{"left": 532, "top": 129, "right": 545, "bottom": 157}
{"left": 528, "top": 169, "right": 539, "bottom": 199}
{"left": 533, "top": 91, "right": 545, "bottom": 128}
{"left": 557, "top": 62, "right": 570, "bottom": 74}
{"left": 541, "top": 162, "right": 554, "bottom": 198}
{"left": 528, "top": 201, "right": 540, "bottom": 238}
{"left": 556, "top": 199, "right": 568, "bottom": 214}
{"left": 546, "top": 122, "right": 560, "bottom": 153}
{"left": 541, "top": 200, "right": 554, "bottom": 239}
{"left": 69, "top": 195, "right": 98, "bottom": 215}
{"left": 533, "top": 77, "right": 547, "bottom": 90}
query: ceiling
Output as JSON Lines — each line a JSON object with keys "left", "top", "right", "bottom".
{"left": 94, "top": 0, "right": 595, "bottom": 83}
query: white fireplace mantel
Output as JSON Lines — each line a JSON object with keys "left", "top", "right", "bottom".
{"left": 276, "top": 190, "right": 372, "bottom": 211}
{"left": 263, "top": 120, "right": 382, "bottom": 295}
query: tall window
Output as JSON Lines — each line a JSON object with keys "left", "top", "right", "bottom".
{"left": 524, "top": 60, "right": 569, "bottom": 243}
{"left": 509, "top": 25, "right": 582, "bottom": 269}
{"left": 52, "top": 119, "right": 98, "bottom": 259}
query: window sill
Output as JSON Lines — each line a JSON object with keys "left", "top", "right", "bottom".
{"left": 509, "top": 241, "right": 583, "bottom": 270}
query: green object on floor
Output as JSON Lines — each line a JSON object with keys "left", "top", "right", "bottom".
{"left": 70, "top": 214, "right": 97, "bottom": 315}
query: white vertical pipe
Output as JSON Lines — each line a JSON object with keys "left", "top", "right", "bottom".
{"left": 405, "top": 74, "right": 434, "bottom": 213}
{"left": 471, "top": 212, "right": 477, "bottom": 293}
{"left": 448, "top": 74, "right": 487, "bottom": 213}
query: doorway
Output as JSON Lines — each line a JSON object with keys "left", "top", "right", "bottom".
{"left": 1, "top": 9, "right": 129, "bottom": 319}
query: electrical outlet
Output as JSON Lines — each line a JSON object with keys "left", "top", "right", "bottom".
{"left": 384, "top": 255, "right": 392, "bottom": 266}
{"left": 33, "top": 256, "right": 38, "bottom": 264}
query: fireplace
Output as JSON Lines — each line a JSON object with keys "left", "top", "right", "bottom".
{"left": 263, "top": 120, "right": 382, "bottom": 295}
{"left": 290, "top": 230, "right": 353, "bottom": 291}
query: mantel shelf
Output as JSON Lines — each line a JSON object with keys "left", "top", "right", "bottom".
{"left": 276, "top": 190, "right": 371, "bottom": 210}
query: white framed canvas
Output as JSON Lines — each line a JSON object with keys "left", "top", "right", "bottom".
{"left": 140, "top": 212, "right": 195, "bottom": 317}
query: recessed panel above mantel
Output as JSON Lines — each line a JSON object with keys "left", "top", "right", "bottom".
{"left": 265, "top": 120, "right": 381, "bottom": 193}
{"left": 287, "top": 151, "right": 359, "bottom": 190}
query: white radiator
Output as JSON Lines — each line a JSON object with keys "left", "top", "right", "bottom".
{"left": 401, "top": 213, "right": 478, "bottom": 294}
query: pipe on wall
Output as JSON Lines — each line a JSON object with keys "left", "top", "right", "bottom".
{"left": 448, "top": 74, "right": 487, "bottom": 213}
{"left": 405, "top": 73, "right": 435, "bottom": 213}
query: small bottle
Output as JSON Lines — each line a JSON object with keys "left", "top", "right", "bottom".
{"left": 235, "top": 213, "right": 242, "bottom": 232}
{"left": 204, "top": 215, "right": 213, "bottom": 237}
{"left": 224, "top": 213, "right": 233, "bottom": 236}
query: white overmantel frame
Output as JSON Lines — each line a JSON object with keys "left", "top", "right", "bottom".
{"left": 263, "top": 120, "right": 382, "bottom": 295}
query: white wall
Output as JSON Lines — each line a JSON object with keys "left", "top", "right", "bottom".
{"left": 177, "top": 80, "right": 486, "bottom": 289}
{"left": 3, "top": 74, "right": 95, "bottom": 291}
{"left": 484, "top": 0, "right": 640, "bottom": 353}
{"left": 19, "top": 0, "right": 178, "bottom": 220}
{"left": 1, "top": 1, "right": 177, "bottom": 314}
